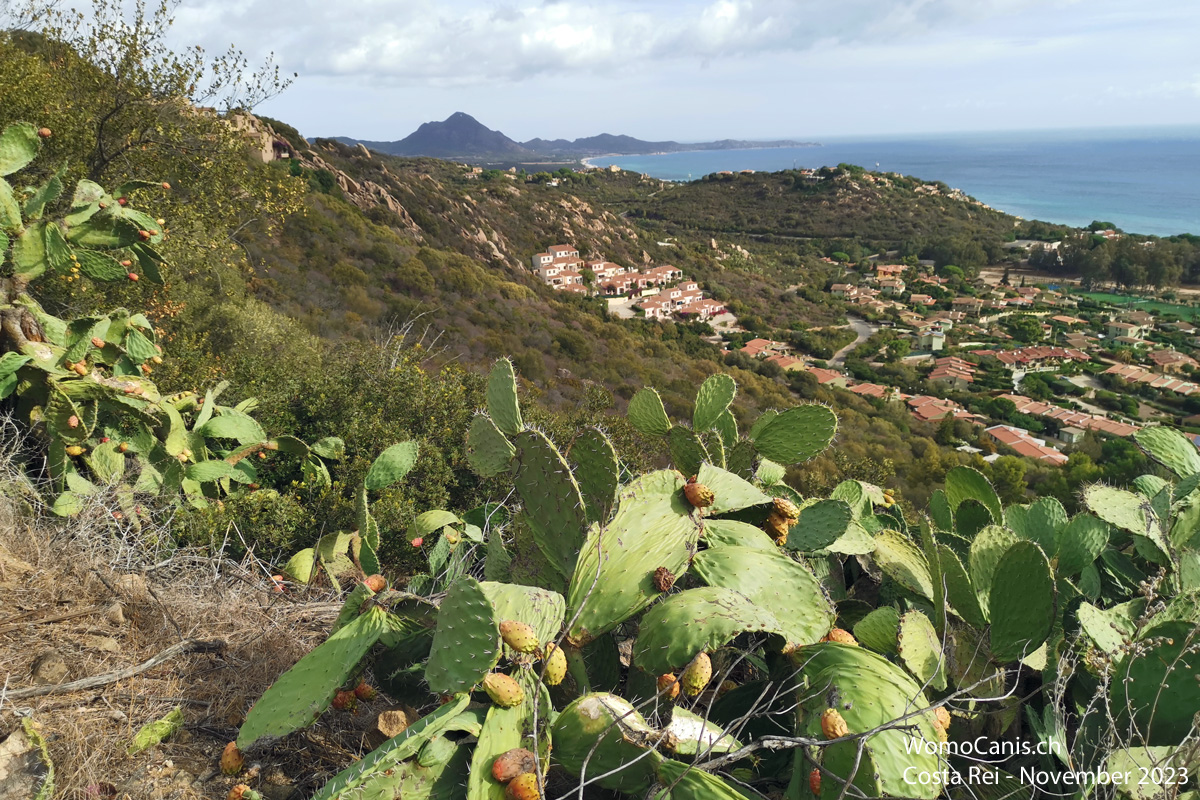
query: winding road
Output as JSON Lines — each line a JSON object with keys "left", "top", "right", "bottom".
{"left": 830, "top": 315, "right": 881, "bottom": 367}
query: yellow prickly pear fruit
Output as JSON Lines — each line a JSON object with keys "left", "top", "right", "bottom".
{"left": 505, "top": 772, "right": 541, "bottom": 800}
{"left": 764, "top": 511, "right": 791, "bottom": 544}
{"left": 934, "top": 706, "right": 951, "bottom": 733}
{"left": 65, "top": 445, "right": 85, "bottom": 457}
{"left": 772, "top": 496, "right": 801, "bottom": 521}
{"left": 823, "top": 628, "right": 858, "bottom": 647}
{"left": 680, "top": 652, "right": 712, "bottom": 696}
{"left": 220, "top": 741, "right": 244, "bottom": 775}
{"left": 657, "top": 673, "right": 681, "bottom": 701}
{"left": 541, "top": 643, "right": 567, "bottom": 685}
{"left": 482, "top": 672, "right": 525, "bottom": 708}
{"left": 684, "top": 477, "right": 714, "bottom": 508}
{"left": 445, "top": 529, "right": 462, "bottom": 545}
{"left": 499, "top": 620, "right": 539, "bottom": 654}
{"left": 363, "top": 574, "right": 386, "bottom": 593}
{"left": 820, "top": 708, "right": 849, "bottom": 739}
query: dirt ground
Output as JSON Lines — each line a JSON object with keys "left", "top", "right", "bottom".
{"left": 0, "top": 497, "right": 402, "bottom": 800}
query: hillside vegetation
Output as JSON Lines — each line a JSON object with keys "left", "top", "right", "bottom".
{"left": 2, "top": 6, "right": 1195, "bottom": 800}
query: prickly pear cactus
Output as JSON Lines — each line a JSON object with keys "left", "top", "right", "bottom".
{"left": 550, "top": 693, "right": 663, "bottom": 794}
{"left": 425, "top": 577, "right": 501, "bottom": 695}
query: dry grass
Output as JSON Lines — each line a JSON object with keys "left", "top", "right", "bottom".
{"left": 0, "top": 422, "right": 399, "bottom": 800}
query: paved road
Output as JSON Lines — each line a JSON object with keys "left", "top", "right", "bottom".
{"left": 830, "top": 315, "right": 881, "bottom": 367}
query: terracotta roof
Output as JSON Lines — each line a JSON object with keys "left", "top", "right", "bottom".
{"left": 849, "top": 383, "right": 892, "bottom": 399}
{"left": 808, "top": 367, "right": 845, "bottom": 384}
{"left": 986, "top": 425, "right": 1068, "bottom": 464}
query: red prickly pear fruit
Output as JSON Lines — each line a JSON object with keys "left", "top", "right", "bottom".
{"left": 541, "top": 643, "right": 566, "bottom": 686}
{"left": 100, "top": 437, "right": 110, "bottom": 443}
{"left": 491, "top": 747, "right": 537, "bottom": 783}
{"left": 137, "top": 230, "right": 151, "bottom": 241}
{"left": 67, "top": 415, "right": 79, "bottom": 428}
{"left": 331, "top": 690, "right": 357, "bottom": 712}
{"left": 117, "top": 197, "right": 128, "bottom": 206}
{"left": 652, "top": 566, "right": 675, "bottom": 592}
{"left": 118, "top": 442, "right": 128, "bottom": 453}
{"left": 128, "top": 272, "right": 139, "bottom": 281}
{"left": 505, "top": 772, "right": 540, "bottom": 800}
{"left": 363, "top": 574, "right": 386, "bottom": 593}
{"left": 354, "top": 681, "right": 376, "bottom": 701}
{"left": 499, "top": 620, "right": 539, "bottom": 654}
{"left": 270, "top": 575, "right": 285, "bottom": 592}
{"left": 111, "top": 510, "right": 123, "bottom": 520}
{"left": 683, "top": 477, "right": 714, "bottom": 508}
{"left": 820, "top": 708, "right": 849, "bottom": 739}
{"left": 162, "top": 182, "right": 171, "bottom": 190}
{"left": 257, "top": 451, "right": 266, "bottom": 459}
{"left": 120, "top": 260, "right": 132, "bottom": 267}
{"left": 410, "top": 537, "right": 424, "bottom": 547}
{"left": 37, "top": 127, "right": 52, "bottom": 138}
{"left": 657, "top": 673, "right": 680, "bottom": 701}
{"left": 91, "top": 336, "right": 106, "bottom": 348}
{"left": 823, "top": 628, "right": 858, "bottom": 647}
{"left": 482, "top": 672, "right": 524, "bottom": 708}
{"left": 680, "top": 652, "right": 712, "bottom": 696}
{"left": 220, "top": 741, "right": 244, "bottom": 775}
{"left": 809, "top": 768, "right": 821, "bottom": 795}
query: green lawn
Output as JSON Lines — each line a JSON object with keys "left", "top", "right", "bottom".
{"left": 1071, "top": 291, "right": 1200, "bottom": 319}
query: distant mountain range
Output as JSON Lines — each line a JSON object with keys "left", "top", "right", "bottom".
{"left": 333, "top": 112, "right": 816, "bottom": 161}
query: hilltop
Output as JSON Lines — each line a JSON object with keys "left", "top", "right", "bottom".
{"left": 334, "top": 111, "right": 814, "bottom": 161}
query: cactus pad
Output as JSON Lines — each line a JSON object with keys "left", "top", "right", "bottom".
{"left": 667, "top": 425, "right": 709, "bottom": 478}
{"left": 481, "top": 581, "right": 565, "bottom": 661}
{"left": 631, "top": 586, "right": 785, "bottom": 674}
{"left": 937, "top": 544, "right": 986, "bottom": 628}
{"left": 655, "top": 759, "right": 754, "bottom": 799}
{"left": 691, "top": 546, "right": 834, "bottom": 651}
{"left": 787, "top": 499, "right": 854, "bottom": 552}
{"left": 487, "top": 358, "right": 524, "bottom": 436}
{"left": 550, "top": 693, "right": 663, "bottom": 794}
{"left": 1111, "top": 620, "right": 1200, "bottom": 745}
{"left": 1055, "top": 513, "right": 1109, "bottom": 576}
{"left": 467, "top": 413, "right": 516, "bottom": 478}
{"left": 852, "top": 606, "right": 901, "bottom": 654}
{"left": 988, "top": 541, "right": 1056, "bottom": 663}
{"left": 568, "top": 427, "right": 619, "bottom": 525}
{"left": 1135, "top": 425, "right": 1200, "bottom": 478}
{"left": 693, "top": 373, "right": 737, "bottom": 432}
{"left": 968, "top": 524, "right": 1019, "bottom": 616}
{"left": 363, "top": 441, "right": 419, "bottom": 490}
{"left": 627, "top": 387, "right": 671, "bottom": 436}
{"left": 697, "top": 462, "right": 770, "bottom": 514}
{"left": 425, "top": 576, "right": 501, "bottom": 695}
{"left": 237, "top": 607, "right": 389, "bottom": 748}
{"left": 872, "top": 530, "right": 934, "bottom": 600}
{"left": 750, "top": 404, "right": 837, "bottom": 464}
{"left": 897, "top": 611, "right": 947, "bottom": 690}
{"left": 701, "top": 519, "right": 777, "bottom": 551}
{"left": 513, "top": 429, "right": 588, "bottom": 582}
{"left": 567, "top": 470, "right": 700, "bottom": 645}
{"left": 1083, "top": 485, "right": 1167, "bottom": 556}
{"left": 944, "top": 466, "right": 1003, "bottom": 524}
{"left": 664, "top": 707, "right": 742, "bottom": 756}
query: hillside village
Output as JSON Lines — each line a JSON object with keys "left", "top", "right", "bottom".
{"left": 720, "top": 258, "right": 1200, "bottom": 467}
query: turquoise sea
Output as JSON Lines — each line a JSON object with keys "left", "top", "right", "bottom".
{"left": 586, "top": 127, "right": 1200, "bottom": 238}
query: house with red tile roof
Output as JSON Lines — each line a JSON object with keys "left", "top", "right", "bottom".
{"left": 928, "top": 357, "right": 976, "bottom": 390}
{"left": 807, "top": 367, "right": 847, "bottom": 387}
{"left": 986, "top": 425, "right": 1068, "bottom": 465}
{"left": 998, "top": 394, "right": 1138, "bottom": 437}
{"left": 741, "top": 338, "right": 787, "bottom": 358}
{"left": 1149, "top": 348, "right": 1198, "bottom": 373}
{"left": 765, "top": 353, "right": 807, "bottom": 372}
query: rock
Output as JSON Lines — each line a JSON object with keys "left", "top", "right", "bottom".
{"left": 0, "top": 722, "right": 52, "bottom": 800}
{"left": 30, "top": 651, "right": 69, "bottom": 685}
{"left": 82, "top": 635, "right": 121, "bottom": 653}
{"left": 356, "top": 143, "right": 371, "bottom": 159}
{"left": 104, "top": 602, "right": 126, "bottom": 625}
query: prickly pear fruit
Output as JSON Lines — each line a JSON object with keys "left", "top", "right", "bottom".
{"left": 220, "top": 742, "right": 244, "bottom": 775}
{"left": 411, "top": 537, "right": 424, "bottom": 547}
{"left": 72, "top": 363, "right": 88, "bottom": 376}
{"left": 270, "top": 575, "right": 285, "bottom": 592}
{"left": 934, "top": 706, "right": 950, "bottom": 732}
{"left": 482, "top": 672, "right": 524, "bottom": 708}
{"left": 505, "top": 772, "right": 540, "bottom": 800}
{"left": 809, "top": 768, "right": 821, "bottom": 795}
{"left": 772, "top": 496, "right": 801, "bottom": 521}
{"left": 37, "top": 127, "right": 51, "bottom": 138}
{"left": 820, "top": 708, "right": 849, "bottom": 739}
{"left": 91, "top": 337, "right": 105, "bottom": 348}
{"left": 226, "top": 787, "right": 263, "bottom": 800}
{"left": 331, "top": 690, "right": 357, "bottom": 712}
{"left": 128, "top": 272, "right": 139, "bottom": 281}
{"left": 652, "top": 566, "right": 675, "bottom": 592}
{"left": 823, "top": 628, "right": 858, "bottom": 646}
{"left": 354, "top": 681, "right": 376, "bottom": 701}
{"left": 363, "top": 574, "right": 386, "bottom": 593}
{"left": 681, "top": 652, "right": 712, "bottom": 696}
{"left": 445, "top": 529, "right": 461, "bottom": 545}
{"left": 764, "top": 511, "right": 791, "bottom": 544}
{"left": 491, "top": 747, "right": 538, "bottom": 782}
{"left": 67, "top": 415, "right": 79, "bottom": 428}
{"left": 65, "top": 445, "right": 85, "bottom": 456}
{"left": 500, "top": 620, "right": 539, "bottom": 654}
{"left": 684, "top": 477, "right": 715, "bottom": 508}
{"left": 657, "top": 673, "right": 681, "bottom": 700}
{"left": 541, "top": 643, "right": 566, "bottom": 686}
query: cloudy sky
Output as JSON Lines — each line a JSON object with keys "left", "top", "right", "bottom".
{"left": 167, "top": 0, "right": 1200, "bottom": 143}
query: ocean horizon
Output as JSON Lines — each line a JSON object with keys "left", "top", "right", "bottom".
{"left": 585, "top": 127, "right": 1200, "bottom": 238}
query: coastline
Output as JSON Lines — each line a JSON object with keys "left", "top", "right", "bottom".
{"left": 582, "top": 143, "right": 821, "bottom": 171}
